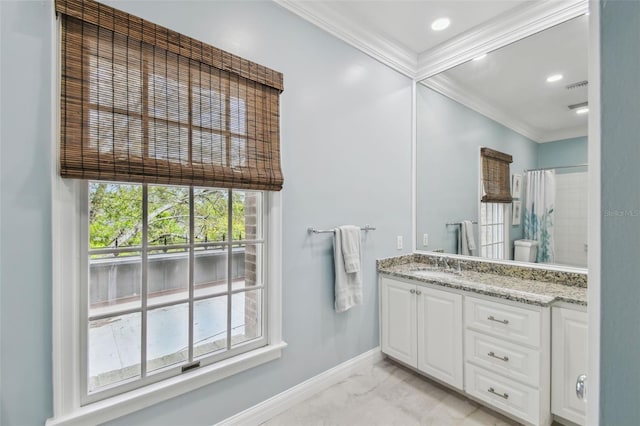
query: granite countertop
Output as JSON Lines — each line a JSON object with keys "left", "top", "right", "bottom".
{"left": 378, "top": 261, "right": 587, "bottom": 307}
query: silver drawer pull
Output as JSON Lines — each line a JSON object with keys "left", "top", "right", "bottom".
{"left": 488, "top": 387, "right": 509, "bottom": 399}
{"left": 487, "top": 351, "right": 509, "bottom": 362}
{"left": 487, "top": 315, "right": 509, "bottom": 325}
{"left": 410, "top": 289, "right": 416, "bottom": 294}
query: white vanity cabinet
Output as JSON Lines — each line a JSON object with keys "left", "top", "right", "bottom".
{"left": 380, "top": 275, "right": 553, "bottom": 426}
{"left": 380, "top": 278, "right": 417, "bottom": 367}
{"left": 551, "top": 306, "right": 588, "bottom": 425}
{"left": 417, "top": 282, "right": 463, "bottom": 389}
{"left": 380, "top": 277, "right": 463, "bottom": 390}
{"left": 464, "top": 296, "right": 551, "bottom": 426}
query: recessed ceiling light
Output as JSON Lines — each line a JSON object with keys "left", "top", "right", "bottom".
{"left": 576, "top": 107, "right": 589, "bottom": 114}
{"left": 546, "top": 74, "right": 563, "bottom": 83}
{"left": 431, "top": 17, "right": 451, "bottom": 31}
{"left": 473, "top": 54, "right": 487, "bottom": 61}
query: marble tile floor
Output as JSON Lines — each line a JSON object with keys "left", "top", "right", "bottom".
{"left": 263, "top": 358, "right": 521, "bottom": 426}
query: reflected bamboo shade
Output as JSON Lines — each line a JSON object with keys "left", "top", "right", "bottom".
{"left": 56, "top": 0, "right": 284, "bottom": 191}
{"left": 481, "top": 147, "right": 512, "bottom": 203}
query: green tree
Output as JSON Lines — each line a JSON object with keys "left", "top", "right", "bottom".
{"left": 90, "top": 183, "right": 249, "bottom": 254}
{"left": 89, "top": 183, "right": 143, "bottom": 249}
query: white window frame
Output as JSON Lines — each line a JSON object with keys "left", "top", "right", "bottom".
{"left": 49, "top": 178, "right": 284, "bottom": 426}
{"left": 478, "top": 202, "right": 510, "bottom": 260}
{"left": 48, "top": 11, "right": 285, "bottom": 426}
{"left": 81, "top": 184, "right": 270, "bottom": 404}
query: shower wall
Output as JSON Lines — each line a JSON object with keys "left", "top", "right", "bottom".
{"left": 554, "top": 171, "right": 588, "bottom": 267}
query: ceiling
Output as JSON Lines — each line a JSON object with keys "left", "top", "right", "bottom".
{"left": 299, "top": 0, "right": 527, "bottom": 54}
{"left": 426, "top": 13, "right": 588, "bottom": 142}
{"left": 275, "top": 0, "right": 589, "bottom": 142}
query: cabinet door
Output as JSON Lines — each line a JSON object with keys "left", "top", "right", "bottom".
{"left": 417, "top": 286, "right": 463, "bottom": 390}
{"left": 380, "top": 277, "right": 417, "bottom": 367}
{"left": 552, "top": 307, "right": 588, "bottom": 425}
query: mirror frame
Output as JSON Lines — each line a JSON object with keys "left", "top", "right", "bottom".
{"left": 411, "top": 0, "right": 589, "bottom": 274}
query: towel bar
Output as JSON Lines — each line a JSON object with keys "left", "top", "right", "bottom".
{"left": 308, "top": 224, "right": 376, "bottom": 234}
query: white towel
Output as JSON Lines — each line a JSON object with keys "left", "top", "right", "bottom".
{"left": 460, "top": 220, "right": 476, "bottom": 256}
{"left": 340, "top": 225, "right": 361, "bottom": 273}
{"left": 334, "top": 226, "right": 363, "bottom": 312}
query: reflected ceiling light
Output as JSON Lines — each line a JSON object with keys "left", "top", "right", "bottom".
{"left": 576, "top": 107, "right": 589, "bottom": 114}
{"left": 431, "top": 17, "right": 451, "bottom": 31}
{"left": 473, "top": 54, "right": 487, "bottom": 61}
{"left": 546, "top": 74, "right": 563, "bottom": 83}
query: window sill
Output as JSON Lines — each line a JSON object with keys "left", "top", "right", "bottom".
{"left": 46, "top": 341, "right": 287, "bottom": 426}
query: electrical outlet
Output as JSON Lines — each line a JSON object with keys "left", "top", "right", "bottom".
{"left": 423, "top": 233, "right": 429, "bottom": 246}
{"left": 396, "top": 236, "right": 403, "bottom": 250}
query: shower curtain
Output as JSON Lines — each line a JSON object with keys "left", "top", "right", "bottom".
{"left": 523, "top": 170, "right": 555, "bottom": 263}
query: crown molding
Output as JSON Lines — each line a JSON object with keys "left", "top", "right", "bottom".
{"left": 275, "top": 0, "right": 588, "bottom": 143}
{"left": 422, "top": 75, "right": 544, "bottom": 142}
{"left": 423, "top": 75, "right": 588, "bottom": 144}
{"left": 274, "top": 0, "right": 587, "bottom": 82}
{"left": 274, "top": 0, "right": 418, "bottom": 77}
{"left": 416, "top": 0, "right": 588, "bottom": 81}
{"left": 538, "top": 126, "right": 588, "bottom": 143}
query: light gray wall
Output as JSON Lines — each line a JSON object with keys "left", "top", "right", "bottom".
{"left": 0, "top": 1, "right": 413, "bottom": 424}
{"left": 537, "top": 136, "right": 588, "bottom": 171}
{"left": 0, "top": 1, "right": 53, "bottom": 424}
{"left": 416, "top": 85, "right": 537, "bottom": 256}
{"left": 600, "top": 1, "right": 640, "bottom": 424}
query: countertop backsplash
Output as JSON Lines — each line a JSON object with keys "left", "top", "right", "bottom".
{"left": 377, "top": 253, "right": 587, "bottom": 288}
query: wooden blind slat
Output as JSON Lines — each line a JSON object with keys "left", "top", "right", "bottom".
{"left": 481, "top": 147, "right": 512, "bottom": 203}
{"left": 57, "top": 0, "right": 284, "bottom": 191}
{"left": 55, "top": 0, "right": 283, "bottom": 92}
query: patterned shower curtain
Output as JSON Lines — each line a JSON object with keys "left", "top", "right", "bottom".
{"left": 523, "top": 170, "right": 555, "bottom": 263}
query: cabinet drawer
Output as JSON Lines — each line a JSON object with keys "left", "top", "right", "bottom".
{"left": 465, "top": 363, "right": 540, "bottom": 425}
{"left": 465, "top": 296, "right": 541, "bottom": 347}
{"left": 465, "top": 330, "right": 540, "bottom": 387}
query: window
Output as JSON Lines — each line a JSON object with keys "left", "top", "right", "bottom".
{"left": 479, "top": 148, "right": 512, "bottom": 260}
{"left": 51, "top": 0, "right": 285, "bottom": 423}
{"left": 479, "top": 202, "right": 509, "bottom": 259}
{"left": 480, "top": 147, "right": 513, "bottom": 203}
{"left": 85, "top": 183, "right": 266, "bottom": 402}
{"left": 57, "top": 0, "right": 284, "bottom": 190}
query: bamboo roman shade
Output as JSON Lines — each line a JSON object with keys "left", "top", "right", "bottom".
{"left": 481, "top": 147, "right": 513, "bottom": 203}
{"left": 56, "top": 0, "right": 284, "bottom": 191}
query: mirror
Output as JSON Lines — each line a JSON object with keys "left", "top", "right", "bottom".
{"left": 416, "top": 14, "right": 588, "bottom": 269}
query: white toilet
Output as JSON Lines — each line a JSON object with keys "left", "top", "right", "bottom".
{"left": 514, "top": 239, "right": 538, "bottom": 262}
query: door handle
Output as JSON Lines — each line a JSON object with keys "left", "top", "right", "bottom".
{"left": 576, "top": 374, "right": 587, "bottom": 401}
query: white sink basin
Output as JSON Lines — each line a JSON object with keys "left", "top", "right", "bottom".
{"left": 409, "top": 268, "right": 462, "bottom": 280}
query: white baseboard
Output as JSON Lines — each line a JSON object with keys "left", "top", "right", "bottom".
{"left": 216, "top": 347, "right": 384, "bottom": 426}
